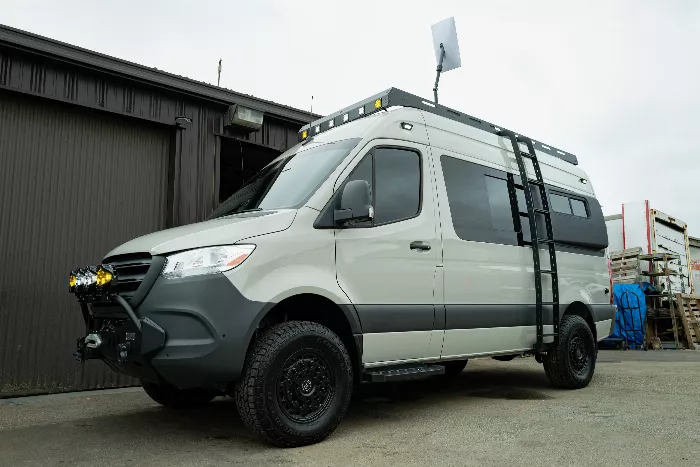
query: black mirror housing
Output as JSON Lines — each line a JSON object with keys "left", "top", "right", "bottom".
{"left": 334, "top": 180, "right": 373, "bottom": 224}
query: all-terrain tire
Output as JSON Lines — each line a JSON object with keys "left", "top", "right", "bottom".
{"left": 543, "top": 315, "right": 596, "bottom": 389}
{"left": 141, "top": 381, "right": 218, "bottom": 409}
{"left": 441, "top": 360, "right": 468, "bottom": 376}
{"left": 235, "top": 321, "right": 353, "bottom": 448}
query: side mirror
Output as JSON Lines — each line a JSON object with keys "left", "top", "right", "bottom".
{"left": 334, "top": 180, "right": 373, "bottom": 224}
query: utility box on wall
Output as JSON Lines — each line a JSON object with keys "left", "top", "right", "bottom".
{"left": 225, "top": 104, "right": 264, "bottom": 131}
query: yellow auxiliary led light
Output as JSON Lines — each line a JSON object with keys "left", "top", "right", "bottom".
{"left": 374, "top": 99, "right": 382, "bottom": 109}
{"left": 95, "top": 267, "right": 113, "bottom": 287}
{"left": 301, "top": 130, "right": 308, "bottom": 139}
{"left": 69, "top": 275, "right": 77, "bottom": 288}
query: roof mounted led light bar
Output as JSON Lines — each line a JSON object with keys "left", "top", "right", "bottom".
{"left": 297, "top": 88, "right": 579, "bottom": 165}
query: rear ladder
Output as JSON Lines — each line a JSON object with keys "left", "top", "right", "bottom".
{"left": 499, "top": 131, "right": 560, "bottom": 351}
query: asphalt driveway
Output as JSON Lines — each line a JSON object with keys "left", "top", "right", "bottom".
{"left": 1, "top": 351, "right": 699, "bottom": 467}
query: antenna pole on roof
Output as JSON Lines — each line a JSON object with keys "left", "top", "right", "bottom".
{"left": 217, "top": 59, "right": 222, "bottom": 87}
{"left": 430, "top": 17, "right": 461, "bottom": 104}
{"left": 433, "top": 44, "right": 445, "bottom": 104}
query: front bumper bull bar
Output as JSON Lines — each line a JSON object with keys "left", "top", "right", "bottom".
{"left": 73, "top": 295, "right": 166, "bottom": 373}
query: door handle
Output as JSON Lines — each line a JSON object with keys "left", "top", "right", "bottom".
{"left": 410, "top": 241, "right": 431, "bottom": 251}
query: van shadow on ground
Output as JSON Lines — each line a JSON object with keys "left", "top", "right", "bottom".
{"left": 4, "top": 361, "right": 552, "bottom": 456}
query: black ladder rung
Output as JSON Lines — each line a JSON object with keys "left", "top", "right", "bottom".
{"left": 519, "top": 152, "right": 536, "bottom": 159}
{"left": 526, "top": 178, "right": 545, "bottom": 186}
{"left": 540, "top": 301, "right": 558, "bottom": 305}
{"left": 525, "top": 238, "right": 555, "bottom": 245}
{"left": 538, "top": 269, "right": 557, "bottom": 275}
{"left": 520, "top": 209, "right": 550, "bottom": 217}
{"left": 542, "top": 333, "right": 558, "bottom": 337}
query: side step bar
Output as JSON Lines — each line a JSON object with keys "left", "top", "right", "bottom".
{"left": 363, "top": 364, "right": 445, "bottom": 383}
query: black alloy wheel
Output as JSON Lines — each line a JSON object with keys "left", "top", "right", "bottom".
{"left": 277, "top": 349, "right": 335, "bottom": 423}
{"left": 235, "top": 321, "right": 353, "bottom": 447}
{"left": 543, "top": 314, "right": 596, "bottom": 389}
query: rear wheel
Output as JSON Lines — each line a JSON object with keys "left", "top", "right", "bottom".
{"left": 440, "top": 360, "right": 468, "bottom": 376}
{"left": 543, "top": 315, "right": 596, "bottom": 389}
{"left": 142, "top": 381, "right": 218, "bottom": 409}
{"left": 235, "top": 321, "right": 353, "bottom": 447}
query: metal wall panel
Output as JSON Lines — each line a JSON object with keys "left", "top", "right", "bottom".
{"left": 0, "top": 31, "right": 314, "bottom": 396}
{"left": 0, "top": 90, "right": 170, "bottom": 396}
{"left": 0, "top": 46, "right": 304, "bottom": 226}
{"left": 237, "top": 117, "right": 301, "bottom": 153}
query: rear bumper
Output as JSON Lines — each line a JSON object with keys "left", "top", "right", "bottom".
{"left": 590, "top": 304, "right": 617, "bottom": 340}
{"left": 75, "top": 272, "right": 268, "bottom": 390}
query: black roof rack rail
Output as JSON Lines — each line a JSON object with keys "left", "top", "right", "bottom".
{"left": 298, "top": 87, "right": 578, "bottom": 165}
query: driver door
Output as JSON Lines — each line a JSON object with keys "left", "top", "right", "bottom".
{"left": 333, "top": 140, "right": 442, "bottom": 365}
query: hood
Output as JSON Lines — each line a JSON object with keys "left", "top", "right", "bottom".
{"left": 105, "top": 209, "right": 297, "bottom": 259}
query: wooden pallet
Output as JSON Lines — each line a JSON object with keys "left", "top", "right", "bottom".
{"left": 675, "top": 294, "right": 700, "bottom": 350}
{"left": 610, "top": 247, "right": 643, "bottom": 261}
{"left": 611, "top": 258, "right": 641, "bottom": 272}
{"left": 610, "top": 248, "right": 643, "bottom": 284}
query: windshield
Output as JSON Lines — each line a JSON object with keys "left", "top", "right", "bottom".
{"left": 210, "top": 138, "right": 361, "bottom": 219}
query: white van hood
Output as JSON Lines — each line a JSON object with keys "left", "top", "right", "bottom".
{"left": 105, "top": 209, "right": 297, "bottom": 259}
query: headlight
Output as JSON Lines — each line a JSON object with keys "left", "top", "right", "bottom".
{"left": 160, "top": 245, "right": 256, "bottom": 279}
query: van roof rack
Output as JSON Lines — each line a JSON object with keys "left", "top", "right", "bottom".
{"left": 298, "top": 87, "right": 578, "bottom": 165}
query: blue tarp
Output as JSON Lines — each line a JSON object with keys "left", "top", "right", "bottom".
{"left": 608, "top": 283, "right": 651, "bottom": 349}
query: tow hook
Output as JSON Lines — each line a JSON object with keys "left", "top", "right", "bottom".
{"left": 85, "top": 333, "right": 102, "bottom": 349}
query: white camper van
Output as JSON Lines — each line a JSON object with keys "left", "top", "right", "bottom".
{"left": 68, "top": 88, "right": 614, "bottom": 447}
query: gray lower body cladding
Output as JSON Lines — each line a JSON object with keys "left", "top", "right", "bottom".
{"left": 88, "top": 275, "right": 614, "bottom": 389}
{"left": 357, "top": 303, "right": 616, "bottom": 333}
{"left": 91, "top": 273, "right": 269, "bottom": 390}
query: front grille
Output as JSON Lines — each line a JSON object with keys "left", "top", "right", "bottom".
{"left": 103, "top": 253, "right": 153, "bottom": 301}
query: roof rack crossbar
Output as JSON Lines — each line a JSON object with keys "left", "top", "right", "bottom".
{"left": 298, "top": 87, "right": 578, "bottom": 165}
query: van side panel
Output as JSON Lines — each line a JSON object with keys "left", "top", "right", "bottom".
{"left": 427, "top": 120, "right": 612, "bottom": 357}
{"left": 226, "top": 206, "right": 355, "bottom": 309}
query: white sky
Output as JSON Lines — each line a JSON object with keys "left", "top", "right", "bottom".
{"left": 4, "top": 0, "right": 700, "bottom": 236}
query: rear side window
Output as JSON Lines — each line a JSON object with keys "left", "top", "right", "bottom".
{"left": 550, "top": 193, "right": 571, "bottom": 214}
{"left": 570, "top": 199, "right": 588, "bottom": 217}
{"left": 550, "top": 192, "right": 589, "bottom": 218}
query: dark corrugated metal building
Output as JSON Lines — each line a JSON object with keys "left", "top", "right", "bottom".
{"left": 0, "top": 24, "right": 318, "bottom": 397}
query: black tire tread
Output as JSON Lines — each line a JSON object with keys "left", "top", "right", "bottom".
{"left": 543, "top": 315, "right": 596, "bottom": 389}
{"left": 235, "top": 321, "right": 353, "bottom": 447}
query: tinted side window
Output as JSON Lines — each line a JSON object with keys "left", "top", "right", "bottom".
{"left": 373, "top": 148, "right": 421, "bottom": 225}
{"left": 441, "top": 155, "right": 517, "bottom": 245}
{"left": 346, "top": 155, "right": 374, "bottom": 227}
{"left": 570, "top": 198, "right": 588, "bottom": 217}
{"left": 485, "top": 176, "right": 514, "bottom": 232}
{"left": 550, "top": 193, "right": 572, "bottom": 214}
{"left": 348, "top": 154, "right": 373, "bottom": 194}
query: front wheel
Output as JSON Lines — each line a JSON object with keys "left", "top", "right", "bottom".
{"left": 543, "top": 315, "right": 596, "bottom": 389}
{"left": 235, "top": 321, "right": 353, "bottom": 447}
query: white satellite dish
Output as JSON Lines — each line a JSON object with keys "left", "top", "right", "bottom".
{"left": 431, "top": 17, "right": 461, "bottom": 104}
